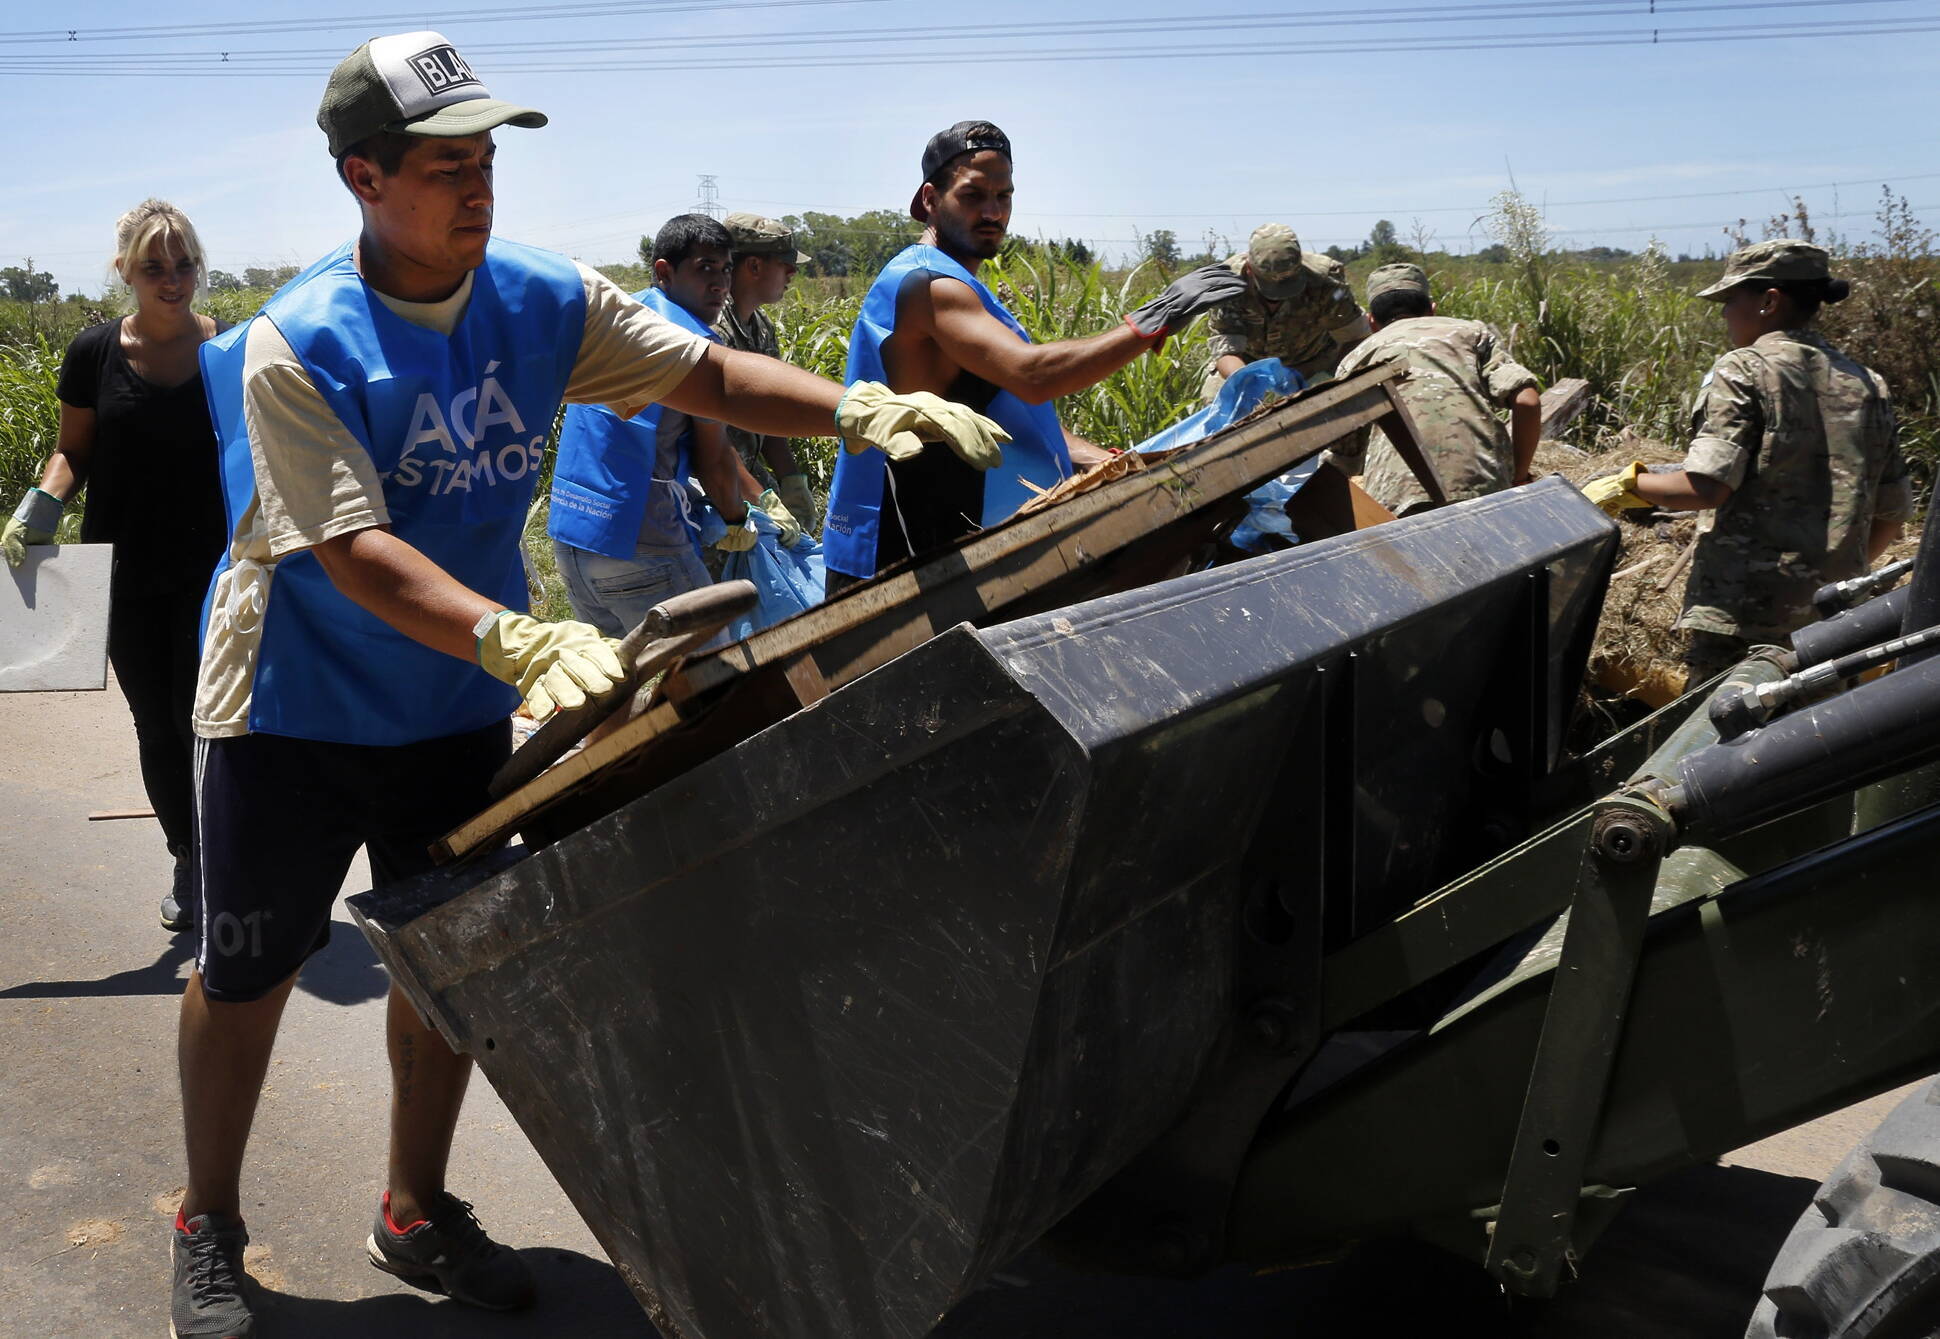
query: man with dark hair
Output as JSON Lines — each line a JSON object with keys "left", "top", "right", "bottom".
{"left": 169, "top": 31, "right": 1003, "bottom": 1338}
{"left": 548, "top": 212, "right": 795, "bottom": 636}
{"left": 1203, "top": 223, "right": 1370, "bottom": 399}
{"left": 716, "top": 212, "right": 819, "bottom": 533}
{"left": 820, "top": 121, "right": 1244, "bottom": 587}
{"left": 1322, "top": 263, "right": 1542, "bottom": 516}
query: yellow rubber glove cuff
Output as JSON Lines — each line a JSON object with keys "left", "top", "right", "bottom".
{"left": 834, "top": 382, "right": 1010, "bottom": 470}
{"left": 477, "top": 611, "right": 627, "bottom": 722}
{"left": 756, "top": 488, "right": 803, "bottom": 548}
{"left": 775, "top": 473, "right": 817, "bottom": 537}
{"left": 1581, "top": 460, "right": 1649, "bottom": 516}
{"left": 714, "top": 512, "right": 759, "bottom": 553}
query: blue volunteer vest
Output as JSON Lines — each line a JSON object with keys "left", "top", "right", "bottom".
{"left": 200, "top": 238, "right": 586, "bottom": 746}
{"left": 822, "top": 245, "right": 1070, "bottom": 578}
{"left": 548, "top": 286, "right": 720, "bottom": 558}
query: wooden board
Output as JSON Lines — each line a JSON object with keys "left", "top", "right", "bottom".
{"left": 1541, "top": 378, "right": 1593, "bottom": 439}
{"left": 435, "top": 363, "right": 1407, "bottom": 863}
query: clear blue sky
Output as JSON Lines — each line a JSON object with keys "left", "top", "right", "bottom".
{"left": 4, "top": 0, "right": 1936, "bottom": 297}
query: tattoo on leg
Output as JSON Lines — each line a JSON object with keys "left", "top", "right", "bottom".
{"left": 398, "top": 1033, "right": 415, "bottom": 1111}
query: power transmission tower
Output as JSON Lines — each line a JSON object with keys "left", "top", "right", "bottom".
{"left": 692, "top": 174, "right": 724, "bottom": 220}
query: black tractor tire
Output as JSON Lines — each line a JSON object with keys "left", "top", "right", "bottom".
{"left": 1748, "top": 1077, "right": 1940, "bottom": 1339}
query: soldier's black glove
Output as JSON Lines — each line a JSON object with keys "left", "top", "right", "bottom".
{"left": 1123, "top": 263, "right": 1249, "bottom": 338}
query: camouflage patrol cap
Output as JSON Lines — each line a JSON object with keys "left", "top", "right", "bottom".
{"left": 723, "top": 212, "right": 811, "bottom": 264}
{"left": 1367, "top": 263, "right": 1430, "bottom": 303}
{"left": 1247, "top": 224, "right": 1307, "bottom": 300}
{"left": 1696, "top": 240, "right": 1832, "bottom": 301}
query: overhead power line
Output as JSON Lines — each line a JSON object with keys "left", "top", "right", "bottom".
{"left": 2, "top": 12, "right": 1933, "bottom": 76}
{"left": 0, "top": 0, "right": 900, "bottom": 45}
{"left": 0, "top": 0, "right": 1923, "bottom": 59}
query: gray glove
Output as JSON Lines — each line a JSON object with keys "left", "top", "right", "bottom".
{"left": 3, "top": 488, "right": 63, "bottom": 568}
{"left": 1123, "top": 263, "right": 1249, "bottom": 337}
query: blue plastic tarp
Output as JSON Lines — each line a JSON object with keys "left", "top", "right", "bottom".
{"left": 1132, "top": 358, "right": 1315, "bottom": 552}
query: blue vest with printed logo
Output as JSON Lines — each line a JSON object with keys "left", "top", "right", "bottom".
{"left": 547, "top": 286, "right": 719, "bottom": 559}
{"left": 822, "top": 244, "right": 1070, "bottom": 579}
{"left": 200, "top": 238, "right": 586, "bottom": 746}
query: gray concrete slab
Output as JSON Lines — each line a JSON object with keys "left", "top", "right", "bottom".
{"left": 1, "top": 543, "right": 112, "bottom": 692}
{"left": 0, "top": 676, "right": 1921, "bottom": 1337}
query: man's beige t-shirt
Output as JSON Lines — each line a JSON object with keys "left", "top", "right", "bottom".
{"left": 193, "top": 260, "right": 709, "bottom": 739}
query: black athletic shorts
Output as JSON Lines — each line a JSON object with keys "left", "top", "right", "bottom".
{"left": 190, "top": 720, "right": 510, "bottom": 1003}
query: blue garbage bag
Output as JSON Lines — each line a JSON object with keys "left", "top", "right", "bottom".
{"left": 1131, "top": 357, "right": 1302, "bottom": 455}
{"left": 717, "top": 507, "right": 827, "bottom": 641}
{"left": 1131, "top": 358, "right": 1319, "bottom": 553}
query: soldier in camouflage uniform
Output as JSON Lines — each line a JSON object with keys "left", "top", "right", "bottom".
{"left": 1201, "top": 222, "right": 1372, "bottom": 399}
{"left": 1582, "top": 241, "right": 1913, "bottom": 680}
{"left": 715, "top": 212, "right": 819, "bottom": 532}
{"left": 1323, "top": 263, "right": 1541, "bottom": 516}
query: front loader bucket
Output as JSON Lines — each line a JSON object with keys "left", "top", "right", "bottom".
{"left": 349, "top": 479, "right": 1617, "bottom": 1339}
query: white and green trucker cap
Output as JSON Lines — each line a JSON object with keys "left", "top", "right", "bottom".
{"left": 318, "top": 31, "right": 546, "bottom": 159}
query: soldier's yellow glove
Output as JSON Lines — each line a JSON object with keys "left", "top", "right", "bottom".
{"left": 1581, "top": 460, "right": 1649, "bottom": 516}
{"left": 476, "top": 611, "right": 627, "bottom": 722}
{"left": 775, "top": 473, "right": 817, "bottom": 536}
{"left": 4, "top": 488, "right": 64, "bottom": 568}
{"left": 835, "top": 382, "right": 1009, "bottom": 470}
{"left": 756, "top": 488, "right": 804, "bottom": 548}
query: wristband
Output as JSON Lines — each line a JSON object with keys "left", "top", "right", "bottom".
{"left": 13, "top": 487, "right": 63, "bottom": 533}
{"left": 472, "top": 608, "right": 511, "bottom": 661}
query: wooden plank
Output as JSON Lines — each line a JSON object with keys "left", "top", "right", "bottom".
{"left": 434, "top": 363, "right": 1407, "bottom": 863}
{"left": 1540, "top": 378, "right": 1593, "bottom": 439}
{"left": 1375, "top": 382, "right": 1448, "bottom": 507}
{"left": 1285, "top": 461, "right": 1396, "bottom": 542}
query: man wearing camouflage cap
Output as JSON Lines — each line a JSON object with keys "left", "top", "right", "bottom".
{"left": 1583, "top": 240, "right": 1912, "bottom": 680}
{"left": 716, "top": 212, "right": 820, "bottom": 531}
{"left": 1323, "top": 263, "right": 1542, "bottom": 515}
{"left": 1202, "top": 223, "right": 1372, "bottom": 399}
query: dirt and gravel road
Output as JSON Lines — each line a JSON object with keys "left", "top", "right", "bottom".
{"left": 0, "top": 677, "right": 1916, "bottom": 1337}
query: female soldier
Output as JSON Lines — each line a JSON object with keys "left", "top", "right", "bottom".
{"left": 1585, "top": 240, "right": 1912, "bottom": 682}
{"left": 1, "top": 200, "right": 231, "bottom": 931}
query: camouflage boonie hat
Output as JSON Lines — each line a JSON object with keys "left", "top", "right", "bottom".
{"left": 723, "top": 212, "right": 810, "bottom": 264}
{"left": 1367, "top": 263, "right": 1429, "bottom": 304}
{"left": 1696, "top": 240, "right": 1832, "bottom": 301}
{"left": 1247, "top": 223, "right": 1306, "bottom": 300}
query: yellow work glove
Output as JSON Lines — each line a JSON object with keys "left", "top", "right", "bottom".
{"left": 476, "top": 611, "right": 627, "bottom": 723}
{"left": 835, "top": 382, "right": 1009, "bottom": 470}
{"left": 4, "top": 488, "right": 64, "bottom": 568}
{"left": 713, "top": 511, "right": 759, "bottom": 554}
{"left": 1581, "top": 460, "right": 1649, "bottom": 516}
{"left": 756, "top": 488, "right": 804, "bottom": 548}
{"left": 776, "top": 473, "right": 817, "bottom": 537}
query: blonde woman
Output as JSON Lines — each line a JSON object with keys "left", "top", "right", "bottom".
{"left": 1, "top": 200, "right": 231, "bottom": 931}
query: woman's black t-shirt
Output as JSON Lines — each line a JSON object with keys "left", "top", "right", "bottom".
{"left": 56, "top": 317, "right": 232, "bottom": 593}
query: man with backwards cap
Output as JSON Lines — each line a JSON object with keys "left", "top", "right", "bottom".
{"left": 1323, "top": 263, "right": 1542, "bottom": 516}
{"left": 715, "top": 212, "right": 821, "bottom": 533}
{"left": 169, "top": 32, "right": 1004, "bottom": 1337}
{"left": 1202, "top": 223, "right": 1371, "bottom": 399}
{"left": 820, "top": 120, "right": 1246, "bottom": 589}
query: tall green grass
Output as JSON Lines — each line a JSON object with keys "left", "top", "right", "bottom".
{"left": 0, "top": 332, "right": 62, "bottom": 511}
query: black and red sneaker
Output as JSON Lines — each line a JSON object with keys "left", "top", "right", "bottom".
{"left": 366, "top": 1191, "right": 535, "bottom": 1311}
{"left": 170, "top": 1210, "right": 253, "bottom": 1338}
